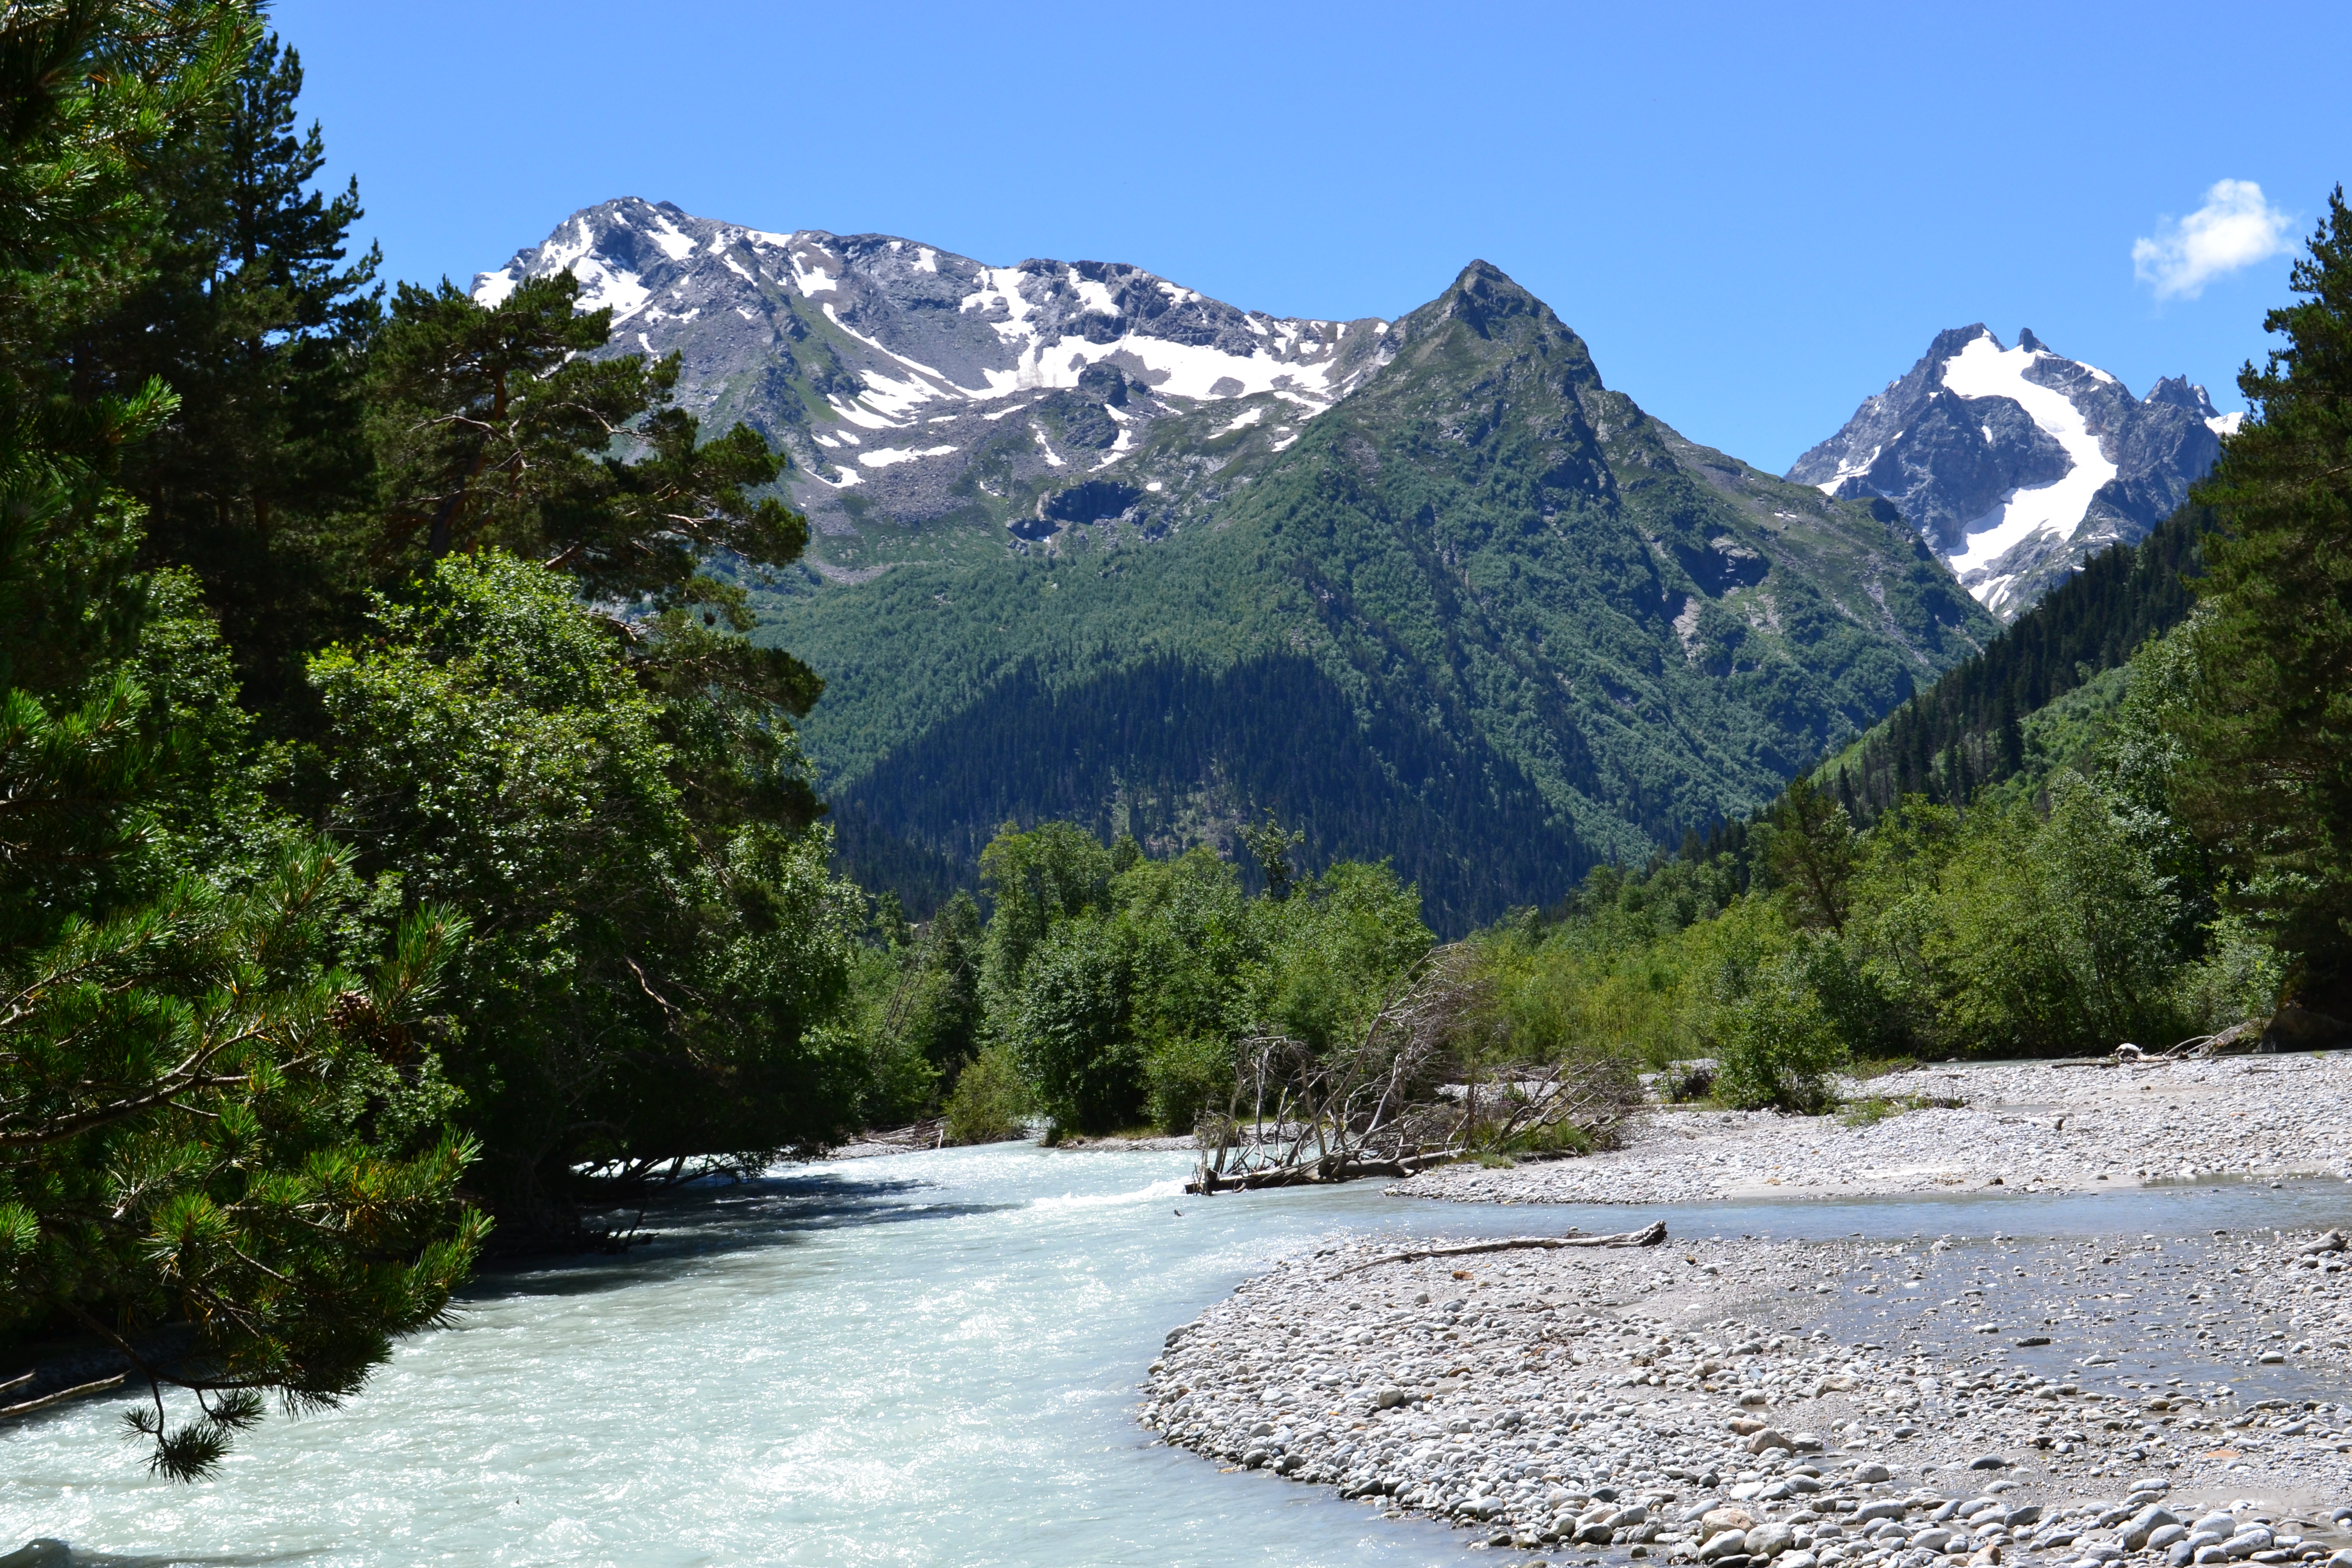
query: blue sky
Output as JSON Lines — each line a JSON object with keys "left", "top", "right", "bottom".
{"left": 274, "top": 0, "right": 2346, "bottom": 472}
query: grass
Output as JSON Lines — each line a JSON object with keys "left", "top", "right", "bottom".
{"left": 1836, "top": 1090, "right": 1964, "bottom": 1126}
{"left": 1837, "top": 1094, "right": 1918, "bottom": 1127}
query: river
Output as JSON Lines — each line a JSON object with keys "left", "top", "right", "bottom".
{"left": 5, "top": 1145, "right": 2349, "bottom": 1566}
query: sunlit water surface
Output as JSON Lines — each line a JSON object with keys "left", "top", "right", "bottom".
{"left": 5, "top": 1145, "right": 2348, "bottom": 1566}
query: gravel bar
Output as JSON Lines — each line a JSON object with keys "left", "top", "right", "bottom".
{"left": 1141, "top": 1225, "right": 2352, "bottom": 1567}
{"left": 1398, "top": 1058, "right": 2352, "bottom": 1208}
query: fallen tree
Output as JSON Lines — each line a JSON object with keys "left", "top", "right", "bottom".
{"left": 1187, "top": 946, "right": 1641, "bottom": 1194}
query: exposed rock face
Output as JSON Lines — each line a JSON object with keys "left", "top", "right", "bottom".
{"left": 1788, "top": 327, "right": 2237, "bottom": 619}
{"left": 473, "top": 197, "right": 1393, "bottom": 544}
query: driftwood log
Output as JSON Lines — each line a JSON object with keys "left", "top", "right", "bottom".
{"left": 1334, "top": 1220, "right": 1668, "bottom": 1276}
{"left": 0, "top": 1371, "right": 126, "bottom": 1421}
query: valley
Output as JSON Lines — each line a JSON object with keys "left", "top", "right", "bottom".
{"left": 8, "top": 11, "right": 2349, "bottom": 1567}
{"left": 481, "top": 203, "right": 2000, "bottom": 927}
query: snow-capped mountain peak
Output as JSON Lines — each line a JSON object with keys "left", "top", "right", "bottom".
{"left": 473, "top": 198, "right": 1392, "bottom": 437}
{"left": 471, "top": 199, "right": 1401, "bottom": 542}
{"left": 1787, "top": 325, "right": 2232, "bottom": 618}
{"left": 1934, "top": 330, "right": 2118, "bottom": 585}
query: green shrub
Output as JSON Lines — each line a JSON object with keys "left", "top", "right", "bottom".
{"left": 1920, "top": 777, "right": 2190, "bottom": 1055}
{"left": 1008, "top": 915, "right": 1144, "bottom": 1132}
{"left": 1657, "top": 1060, "right": 1717, "bottom": 1102}
{"left": 1144, "top": 1034, "right": 1232, "bottom": 1135}
{"left": 1496, "top": 1116, "right": 1597, "bottom": 1158}
{"left": 1837, "top": 1093, "right": 1931, "bottom": 1128}
{"left": 2172, "top": 914, "right": 2285, "bottom": 1036}
{"left": 862, "top": 1022, "right": 939, "bottom": 1129}
{"left": 942, "top": 1042, "right": 1035, "bottom": 1145}
{"left": 1714, "top": 951, "right": 1849, "bottom": 1113}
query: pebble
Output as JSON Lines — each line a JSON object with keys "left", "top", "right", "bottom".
{"left": 1143, "top": 1225, "right": 2352, "bottom": 1563}
{"left": 1394, "top": 1058, "right": 2352, "bottom": 1207}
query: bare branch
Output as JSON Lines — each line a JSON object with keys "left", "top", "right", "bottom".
{"left": 1188, "top": 942, "right": 1641, "bottom": 1195}
{"left": 0, "top": 1373, "right": 128, "bottom": 1421}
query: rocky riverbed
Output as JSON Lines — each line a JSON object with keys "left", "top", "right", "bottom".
{"left": 1396, "top": 1058, "right": 2352, "bottom": 1208}
{"left": 1141, "top": 1222, "right": 2352, "bottom": 1567}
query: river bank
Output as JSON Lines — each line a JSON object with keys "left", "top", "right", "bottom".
{"left": 828, "top": 1121, "right": 1196, "bottom": 1158}
{"left": 1141, "top": 1220, "right": 2352, "bottom": 1565}
{"left": 1395, "top": 1057, "right": 2352, "bottom": 1208}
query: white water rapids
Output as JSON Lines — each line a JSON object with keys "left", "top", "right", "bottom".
{"left": 3, "top": 1147, "right": 1503, "bottom": 1566}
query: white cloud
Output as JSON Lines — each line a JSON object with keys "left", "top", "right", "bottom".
{"left": 2133, "top": 179, "right": 2296, "bottom": 300}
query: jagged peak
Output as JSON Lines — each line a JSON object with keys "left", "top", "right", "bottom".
{"left": 1443, "top": 259, "right": 1544, "bottom": 324}
{"left": 1388, "top": 258, "right": 1583, "bottom": 357}
{"left": 1791, "top": 316, "right": 2231, "bottom": 622}
{"left": 2144, "top": 374, "right": 2222, "bottom": 419}
{"left": 1452, "top": 258, "right": 1515, "bottom": 288}
{"left": 1924, "top": 323, "right": 2001, "bottom": 363}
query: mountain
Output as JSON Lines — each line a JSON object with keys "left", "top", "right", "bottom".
{"left": 480, "top": 203, "right": 1999, "bottom": 933}
{"left": 1786, "top": 326, "right": 2237, "bottom": 619}
{"left": 473, "top": 198, "right": 1393, "bottom": 574}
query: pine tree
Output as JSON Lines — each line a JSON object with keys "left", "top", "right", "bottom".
{"left": 365, "top": 273, "right": 806, "bottom": 595}
{"left": 71, "top": 31, "right": 382, "bottom": 722}
{"left": 1240, "top": 808, "right": 1306, "bottom": 900}
{"left": 2177, "top": 187, "right": 2352, "bottom": 1013}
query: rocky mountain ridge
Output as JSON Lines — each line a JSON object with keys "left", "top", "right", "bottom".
{"left": 1787, "top": 326, "right": 2236, "bottom": 618}
{"left": 479, "top": 202, "right": 2000, "bottom": 929}
{"left": 475, "top": 198, "right": 1394, "bottom": 571}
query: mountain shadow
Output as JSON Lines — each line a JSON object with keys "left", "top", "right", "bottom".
{"left": 831, "top": 652, "right": 1590, "bottom": 937}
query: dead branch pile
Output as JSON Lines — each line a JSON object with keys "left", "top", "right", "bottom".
{"left": 1187, "top": 946, "right": 1643, "bottom": 1195}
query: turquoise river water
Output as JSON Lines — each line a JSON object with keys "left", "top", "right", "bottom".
{"left": 5, "top": 1144, "right": 2349, "bottom": 1567}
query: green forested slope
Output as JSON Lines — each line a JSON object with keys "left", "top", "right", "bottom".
{"left": 756, "top": 263, "right": 1995, "bottom": 929}
{"left": 1484, "top": 182, "right": 2352, "bottom": 1075}
{"left": 825, "top": 653, "right": 1571, "bottom": 935}
{"left": 1818, "top": 501, "right": 2212, "bottom": 817}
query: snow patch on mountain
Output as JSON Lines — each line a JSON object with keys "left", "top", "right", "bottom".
{"left": 828, "top": 396, "right": 902, "bottom": 431}
{"left": 645, "top": 210, "right": 696, "bottom": 261}
{"left": 1788, "top": 325, "right": 2232, "bottom": 619}
{"left": 1815, "top": 442, "right": 1881, "bottom": 493}
{"left": 475, "top": 200, "right": 1392, "bottom": 434}
{"left": 474, "top": 267, "right": 519, "bottom": 308}
{"left": 1936, "top": 333, "right": 2117, "bottom": 577}
{"left": 856, "top": 445, "right": 959, "bottom": 468}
